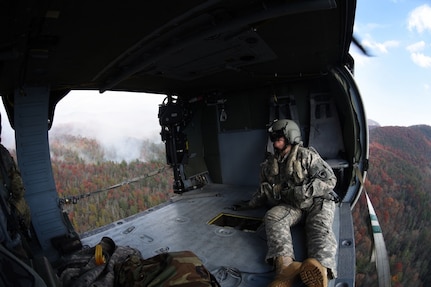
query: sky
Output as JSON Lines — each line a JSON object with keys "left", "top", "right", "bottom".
{"left": 1, "top": 0, "right": 430, "bottom": 154}
{"left": 351, "top": 0, "right": 431, "bottom": 127}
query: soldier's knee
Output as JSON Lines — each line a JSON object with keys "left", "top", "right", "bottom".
{"left": 265, "top": 205, "right": 281, "bottom": 220}
{"left": 265, "top": 205, "right": 297, "bottom": 223}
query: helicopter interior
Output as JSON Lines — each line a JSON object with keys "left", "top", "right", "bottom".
{"left": 0, "top": 0, "right": 369, "bottom": 286}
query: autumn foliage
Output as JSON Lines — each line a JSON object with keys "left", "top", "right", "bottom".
{"left": 353, "top": 125, "right": 431, "bottom": 286}
{"left": 49, "top": 134, "right": 173, "bottom": 234}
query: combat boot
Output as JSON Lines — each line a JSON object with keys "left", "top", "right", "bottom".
{"left": 299, "top": 258, "right": 328, "bottom": 287}
{"left": 268, "top": 257, "right": 302, "bottom": 287}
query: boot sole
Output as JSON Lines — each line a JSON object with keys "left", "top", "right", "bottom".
{"left": 299, "top": 260, "right": 327, "bottom": 287}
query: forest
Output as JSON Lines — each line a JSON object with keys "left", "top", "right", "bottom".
{"left": 49, "top": 133, "right": 173, "bottom": 234}
{"left": 24, "top": 124, "right": 431, "bottom": 286}
{"left": 353, "top": 125, "right": 431, "bottom": 286}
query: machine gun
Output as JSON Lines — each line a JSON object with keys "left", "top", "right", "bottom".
{"left": 158, "top": 95, "right": 191, "bottom": 193}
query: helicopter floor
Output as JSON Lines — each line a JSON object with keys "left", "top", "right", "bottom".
{"left": 80, "top": 183, "right": 344, "bottom": 287}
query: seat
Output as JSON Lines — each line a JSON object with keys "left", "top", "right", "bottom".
{"left": 308, "top": 93, "right": 348, "bottom": 195}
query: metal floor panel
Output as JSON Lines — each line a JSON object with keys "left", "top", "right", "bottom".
{"left": 80, "top": 184, "right": 346, "bottom": 287}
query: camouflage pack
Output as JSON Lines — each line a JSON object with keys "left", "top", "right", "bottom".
{"left": 58, "top": 236, "right": 141, "bottom": 287}
{"left": 114, "top": 250, "right": 220, "bottom": 287}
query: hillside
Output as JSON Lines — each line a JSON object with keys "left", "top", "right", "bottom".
{"left": 49, "top": 133, "right": 173, "bottom": 233}
{"left": 353, "top": 125, "right": 431, "bottom": 286}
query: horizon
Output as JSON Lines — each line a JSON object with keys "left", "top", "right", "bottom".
{"left": 1, "top": 91, "right": 430, "bottom": 155}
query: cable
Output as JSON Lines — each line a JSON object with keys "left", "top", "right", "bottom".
{"left": 58, "top": 166, "right": 169, "bottom": 207}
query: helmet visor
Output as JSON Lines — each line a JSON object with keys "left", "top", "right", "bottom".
{"left": 269, "top": 130, "right": 285, "bottom": 142}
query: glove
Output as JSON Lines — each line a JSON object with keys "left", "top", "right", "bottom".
{"left": 232, "top": 200, "right": 251, "bottom": 211}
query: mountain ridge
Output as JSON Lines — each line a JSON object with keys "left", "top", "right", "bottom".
{"left": 354, "top": 124, "right": 431, "bottom": 286}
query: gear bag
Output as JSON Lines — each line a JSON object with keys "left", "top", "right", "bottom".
{"left": 57, "top": 236, "right": 140, "bottom": 287}
{"left": 58, "top": 236, "right": 220, "bottom": 287}
{"left": 115, "top": 250, "right": 220, "bottom": 287}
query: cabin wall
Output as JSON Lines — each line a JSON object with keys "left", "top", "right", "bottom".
{"left": 201, "top": 104, "right": 223, "bottom": 183}
{"left": 218, "top": 130, "right": 267, "bottom": 186}
{"left": 185, "top": 83, "right": 312, "bottom": 186}
{"left": 183, "top": 77, "right": 352, "bottom": 190}
{"left": 328, "top": 76, "right": 355, "bottom": 195}
{"left": 183, "top": 102, "right": 208, "bottom": 179}
{"left": 200, "top": 89, "right": 270, "bottom": 186}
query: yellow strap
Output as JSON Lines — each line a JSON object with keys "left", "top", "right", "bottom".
{"left": 95, "top": 244, "right": 106, "bottom": 265}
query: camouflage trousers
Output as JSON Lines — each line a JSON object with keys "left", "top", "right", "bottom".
{"left": 265, "top": 198, "right": 337, "bottom": 278}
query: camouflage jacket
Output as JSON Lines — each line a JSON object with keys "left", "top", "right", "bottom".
{"left": 249, "top": 143, "right": 337, "bottom": 209}
{"left": 0, "top": 144, "right": 31, "bottom": 245}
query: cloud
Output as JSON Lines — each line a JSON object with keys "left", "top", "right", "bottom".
{"left": 410, "top": 52, "right": 431, "bottom": 68}
{"left": 362, "top": 38, "right": 399, "bottom": 54}
{"left": 406, "top": 41, "right": 431, "bottom": 68}
{"left": 50, "top": 91, "right": 167, "bottom": 162}
{"left": 354, "top": 22, "right": 388, "bottom": 34}
{"left": 407, "top": 4, "right": 431, "bottom": 33}
{"left": 406, "top": 41, "right": 426, "bottom": 53}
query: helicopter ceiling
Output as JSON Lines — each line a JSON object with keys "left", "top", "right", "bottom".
{"left": 0, "top": 0, "right": 355, "bottom": 101}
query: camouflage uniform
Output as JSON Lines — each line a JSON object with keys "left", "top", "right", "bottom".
{"left": 0, "top": 143, "right": 32, "bottom": 255}
{"left": 248, "top": 143, "right": 338, "bottom": 278}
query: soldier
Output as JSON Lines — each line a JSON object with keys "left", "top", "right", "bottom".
{"left": 0, "top": 112, "right": 32, "bottom": 258}
{"left": 234, "top": 119, "right": 338, "bottom": 287}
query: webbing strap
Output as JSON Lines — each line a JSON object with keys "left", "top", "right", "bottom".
{"left": 355, "top": 163, "right": 391, "bottom": 287}
{"left": 365, "top": 191, "right": 391, "bottom": 287}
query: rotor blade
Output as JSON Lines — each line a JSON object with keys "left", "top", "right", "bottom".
{"left": 365, "top": 191, "right": 391, "bottom": 287}
{"left": 352, "top": 36, "right": 372, "bottom": 56}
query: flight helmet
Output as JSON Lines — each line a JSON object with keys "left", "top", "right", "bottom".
{"left": 268, "top": 119, "right": 301, "bottom": 144}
